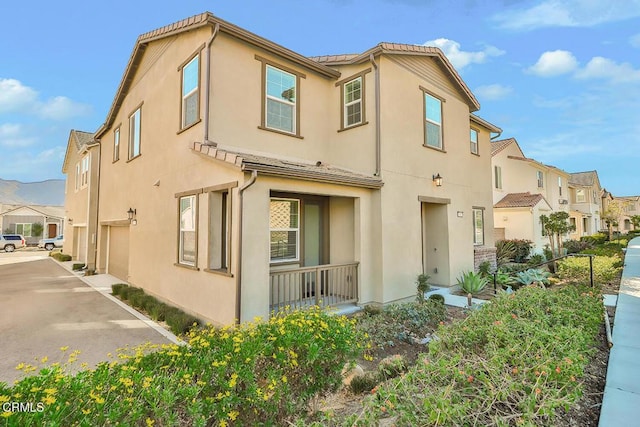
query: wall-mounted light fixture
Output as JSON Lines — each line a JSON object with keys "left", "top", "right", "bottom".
{"left": 457, "top": 211, "right": 464, "bottom": 218}
{"left": 127, "top": 208, "right": 137, "bottom": 225}
{"left": 68, "top": 218, "right": 73, "bottom": 224}
{"left": 432, "top": 173, "right": 443, "bottom": 187}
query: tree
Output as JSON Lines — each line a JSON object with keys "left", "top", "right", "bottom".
{"left": 601, "top": 200, "right": 627, "bottom": 240}
{"left": 540, "top": 211, "right": 575, "bottom": 257}
{"left": 31, "top": 222, "right": 44, "bottom": 238}
{"left": 631, "top": 215, "right": 640, "bottom": 230}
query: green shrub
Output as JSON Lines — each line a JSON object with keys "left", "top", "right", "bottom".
{"left": 165, "top": 311, "right": 200, "bottom": 335}
{"left": 581, "top": 233, "right": 607, "bottom": 245}
{"left": 478, "top": 260, "right": 492, "bottom": 278}
{"left": 378, "top": 354, "right": 407, "bottom": 380}
{"left": 356, "top": 301, "right": 446, "bottom": 348}
{"left": 51, "top": 252, "right": 72, "bottom": 262}
{"left": 457, "top": 271, "right": 489, "bottom": 294}
{"left": 557, "top": 255, "right": 622, "bottom": 285}
{"left": 350, "top": 372, "right": 381, "bottom": 394}
{"left": 362, "top": 304, "right": 382, "bottom": 316}
{"left": 495, "top": 239, "right": 517, "bottom": 266}
{"left": 2, "top": 306, "right": 365, "bottom": 426}
{"left": 563, "top": 239, "right": 593, "bottom": 254}
{"left": 581, "top": 242, "right": 625, "bottom": 260}
{"left": 415, "top": 273, "right": 431, "bottom": 303}
{"left": 503, "top": 239, "right": 533, "bottom": 263}
{"left": 428, "top": 293, "right": 445, "bottom": 304}
{"left": 111, "top": 283, "right": 128, "bottom": 296}
{"left": 71, "top": 263, "right": 85, "bottom": 271}
{"left": 355, "top": 285, "right": 603, "bottom": 426}
{"left": 527, "top": 253, "right": 545, "bottom": 267}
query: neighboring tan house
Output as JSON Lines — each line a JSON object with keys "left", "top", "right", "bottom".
{"left": 615, "top": 195, "right": 640, "bottom": 232}
{"left": 61, "top": 130, "right": 100, "bottom": 267}
{"left": 63, "top": 12, "right": 500, "bottom": 325}
{"left": 0, "top": 205, "right": 64, "bottom": 245}
{"left": 568, "top": 171, "right": 603, "bottom": 238}
{"left": 491, "top": 138, "right": 570, "bottom": 253}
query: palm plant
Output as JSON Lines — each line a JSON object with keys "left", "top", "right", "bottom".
{"left": 457, "top": 271, "right": 489, "bottom": 294}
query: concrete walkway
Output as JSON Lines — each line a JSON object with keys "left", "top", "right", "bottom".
{"left": 599, "top": 237, "right": 640, "bottom": 426}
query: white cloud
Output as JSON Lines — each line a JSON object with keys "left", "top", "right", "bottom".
{"left": 474, "top": 84, "right": 513, "bottom": 100}
{"left": 493, "top": 0, "right": 640, "bottom": 31}
{"left": 527, "top": 50, "right": 578, "bottom": 77}
{"left": 575, "top": 57, "right": 640, "bottom": 83}
{"left": 421, "top": 38, "right": 505, "bottom": 70}
{"left": 631, "top": 33, "right": 640, "bottom": 48}
{"left": 0, "top": 123, "right": 36, "bottom": 147}
{"left": 0, "top": 78, "right": 91, "bottom": 120}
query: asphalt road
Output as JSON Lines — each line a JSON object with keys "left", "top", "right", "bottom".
{"left": 0, "top": 251, "right": 174, "bottom": 385}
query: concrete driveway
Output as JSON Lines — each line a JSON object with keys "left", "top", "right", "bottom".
{"left": 0, "top": 252, "right": 175, "bottom": 385}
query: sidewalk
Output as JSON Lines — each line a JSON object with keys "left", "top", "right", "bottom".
{"left": 53, "top": 259, "right": 182, "bottom": 345}
{"left": 599, "top": 236, "right": 640, "bottom": 426}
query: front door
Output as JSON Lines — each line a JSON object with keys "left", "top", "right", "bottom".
{"left": 303, "top": 201, "right": 324, "bottom": 267}
{"left": 48, "top": 223, "right": 57, "bottom": 238}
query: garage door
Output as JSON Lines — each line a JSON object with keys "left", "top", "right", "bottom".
{"left": 76, "top": 227, "right": 87, "bottom": 264}
{"left": 108, "top": 226, "right": 130, "bottom": 281}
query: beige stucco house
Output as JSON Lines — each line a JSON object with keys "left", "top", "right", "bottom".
{"left": 61, "top": 130, "right": 100, "bottom": 268}
{"left": 567, "top": 171, "right": 603, "bottom": 239}
{"left": 607, "top": 194, "right": 640, "bottom": 233}
{"left": 63, "top": 12, "right": 500, "bottom": 325}
{"left": 491, "top": 138, "right": 570, "bottom": 253}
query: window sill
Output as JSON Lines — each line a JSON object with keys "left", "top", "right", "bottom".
{"left": 423, "top": 144, "right": 447, "bottom": 153}
{"left": 112, "top": 159, "right": 120, "bottom": 164}
{"left": 470, "top": 152, "right": 480, "bottom": 157}
{"left": 204, "top": 268, "right": 233, "bottom": 277}
{"left": 258, "top": 126, "right": 303, "bottom": 139}
{"left": 269, "top": 260, "right": 300, "bottom": 267}
{"left": 126, "top": 154, "right": 142, "bottom": 163}
{"left": 176, "top": 118, "right": 202, "bottom": 135}
{"left": 337, "top": 121, "right": 369, "bottom": 133}
{"left": 174, "top": 262, "right": 199, "bottom": 271}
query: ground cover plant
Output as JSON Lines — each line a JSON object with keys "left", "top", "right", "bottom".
{"left": 556, "top": 256, "right": 622, "bottom": 286}
{"left": 346, "top": 285, "right": 603, "bottom": 426}
{"left": 0, "top": 306, "right": 366, "bottom": 426}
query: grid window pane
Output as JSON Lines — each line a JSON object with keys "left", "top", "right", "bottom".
{"left": 267, "top": 99, "right": 294, "bottom": 133}
{"left": 269, "top": 199, "right": 299, "bottom": 262}
{"left": 184, "top": 92, "right": 198, "bottom": 127}
{"left": 425, "top": 94, "right": 442, "bottom": 123}
{"left": 345, "top": 78, "right": 361, "bottom": 104}
{"left": 270, "top": 231, "right": 298, "bottom": 260}
{"left": 425, "top": 122, "right": 442, "bottom": 148}
{"left": 346, "top": 103, "right": 361, "bottom": 126}
{"left": 266, "top": 66, "right": 295, "bottom": 102}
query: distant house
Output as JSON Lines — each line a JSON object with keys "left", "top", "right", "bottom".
{"left": 613, "top": 195, "right": 640, "bottom": 232}
{"left": 0, "top": 204, "right": 64, "bottom": 245}
{"left": 61, "top": 130, "right": 99, "bottom": 266}
{"left": 568, "top": 171, "right": 603, "bottom": 238}
{"left": 63, "top": 12, "right": 500, "bottom": 325}
{"left": 491, "top": 138, "right": 570, "bottom": 253}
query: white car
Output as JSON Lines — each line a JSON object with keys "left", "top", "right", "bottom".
{"left": 38, "top": 235, "right": 64, "bottom": 251}
{"left": 0, "top": 234, "right": 26, "bottom": 252}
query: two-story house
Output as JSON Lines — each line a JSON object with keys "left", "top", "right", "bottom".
{"left": 490, "top": 138, "right": 570, "bottom": 253}
{"left": 63, "top": 12, "right": 500, "bottom": 325}
{"left": 614, "top": 195, "right": 640, "bottom": 232}
{"left": 568, "top": 171, "right": 603, "bottom": 238}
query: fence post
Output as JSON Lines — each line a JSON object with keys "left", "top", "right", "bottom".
{"left": 493, "top": 272, "right": 497, "bottom": 295}
{"left": 589, "top": 255, "right": 594, "bottom": 287}
{"left": 315, "top": 267, "right": 321, "bottom": 306}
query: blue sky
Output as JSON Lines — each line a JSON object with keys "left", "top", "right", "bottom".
{"left": 1, "top": 0, "right": 639, "bottom": 195}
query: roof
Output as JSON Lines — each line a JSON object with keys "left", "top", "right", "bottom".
{"left": 192, "top": 142, "right": 383, "bottom": 189}
{"left": 569, "top": 171, "right": 599, "bottom": 187}
{"left": 62, "top": 129, "right": 96, "bottom": 173}
{"left": 95, "top": 12, "right": 340, "bottom": 138}
{"left": 310, "top": 42, "right": 480, "bottom": 111}
{"left": 0, "top": 204, "right": 65, "bottom": 219}
{"left": 491, "top": 137, "right": 522, "bottom": 156}
{"left": 494, "top": 192, "right": 547, "bottom": 208}
{"left": 470, "top": 114, "right": 501, "bottom": 133}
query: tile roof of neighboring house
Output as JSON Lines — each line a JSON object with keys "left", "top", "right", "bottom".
{"left": 491, "top": 138, "right": 518, "bottom": 156}
{"left": 569, "top": 171, "right": 598, "bottom": 187}
{"left": 494, "top": 192, "right": 547, "bottom": 208}
{"left": 192, "top": 142, "right": 384, "bottom": 189}
{"left": 71, "top": 130, "right": 95, "bottom": 150}
{"left": 310, "top": 42, "right": 480, "bottom": 111}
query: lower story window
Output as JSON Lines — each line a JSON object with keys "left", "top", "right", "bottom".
{"left": 270, "top": 198, "right": 299, "bottom": 262}
{"left": 473, "top": 208, "right": 484, "bottom": 245}
{"left": 179, "top": 195, "right": 197, "bottom": 266}
{"left": 16, "top": 223, "right": 33, "bottom": 237}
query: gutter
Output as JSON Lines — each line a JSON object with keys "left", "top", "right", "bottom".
{"left": 85, "top": 141, "right": 101, "bottom": 272}
{"left": 203, "top": 23, "right": 220, "bottom": 145}
{"left": 235, "top": 170, "right": 258, "bottom": 324}
{"left": 369, "top": 53, "right": 381, "bottom": 177}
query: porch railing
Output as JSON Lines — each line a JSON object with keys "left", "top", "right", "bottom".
{"left": 269, "top": 262, "right": 358, "bottom": 313}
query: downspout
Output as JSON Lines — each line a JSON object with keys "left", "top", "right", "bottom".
{"left": 235, "top": 170, "right": 258, "bottom": 324}
{"left": 87, "top": 141, "right": 101, "bottom": 273}
{"left": 203, "top": 23, "right": 220, "bottom": 146}
{"left": 369, "top": 53, "right": 381, "bottom": 176}
{"left": 490, "top": 130, "right": 503, "bottom": 140}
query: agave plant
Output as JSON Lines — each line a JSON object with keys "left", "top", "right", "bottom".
{"left": 514, "top": 268, "right": 551, "bottom": 287}
{"left": 457, "top": 271, "right": 489, "bottom": 295}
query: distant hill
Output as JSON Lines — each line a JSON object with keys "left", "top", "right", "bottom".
{"left": 0, "top": 178, "right": 65, "bottom": 206}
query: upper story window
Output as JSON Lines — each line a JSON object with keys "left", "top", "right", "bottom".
{"left": 129, "top": 106, "right": 141, "bottom": 160}
{"left": 423, "top": 91, "right": 443, "bottom": 149}
{"left": 558, "top": 176, "right": 563, "bottom": 196}
{"left": 576, "top": 188, "right": 586, "bottom": 203}
{"left": 113, "top": 127, "right": 120, "bottom": 162}
{"left": 181, "top": 55, "right": 200, "bottom": 129}
{"left": 494, "top": 166, "right": 502, "bottom": 190}
{"left": 266, "top": 65, "right": 296, "bottom": 134}
{"left": 75, "top": 163, "right": 80, "bottom": 191}
{"left": 470, "top": 129, "right": 479, "bottom": 155}
{"left": 536, "top": 170, "right": 544, "bottom": 188}
{"left": 80, "top": 155, "right": 90, "bottom": 188}
{"left": 344, "top": 77, "right": 362, "bottom": 127}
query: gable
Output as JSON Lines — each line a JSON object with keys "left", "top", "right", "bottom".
{"left": 1, "top": 206, "right": 44, "bottom": 217}
{"left": 386, "top": 55, "right": 462, "bottom": 103}
{"left": 129, "top": 36, "right": 178, "bottom": 88}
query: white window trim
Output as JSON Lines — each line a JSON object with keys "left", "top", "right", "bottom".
{"left": 265, "top": 65, "right": 296, "bottom": 134}
{"left": 576, "top": 189, "right": 586, "bottom": 203}
{"left": 558, "top": 176, "right": 563, "bottom": 197}
{"left": 181, "top": 55, "right": 199, "bottom": 129}
{"left": 344, "top": 77, "right": 362, "bottom": 128}
{"left": 178, "top": 194, "right": 198, "bottom": 267}
{"left": 16, "top": 223, "right": 33, "bottom": 237}
{"left": 494, "top": 166, "right": 502, "bottom": 190}
{"left": 129, "top": 107, "right": 141, "bottom": 160}
{"left": 537, "top": 170, "right": 544, "bottom": 188}
{"left": 473, "top": 208, "right": 484, "bottom": 246}
{"left": 269, "top": 197, "right": 300, "bottom": 263}
{"left": 113, "top": 127, "right": 120, "bottom": 162}
{"left": 470, "top": 129, "right": 479, "bottom": 155}
{"left": 80, "top": 155, "right": 90, "bottom": 188}
{"left": 75, "top": 163, "right": 80, "bottom": 191}
{"left": 424, "top": 93, "right": 443, "bottom": 149}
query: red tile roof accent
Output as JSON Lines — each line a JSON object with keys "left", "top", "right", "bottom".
{"left": 495, "top": 192, "right": 545, "bottom": 208}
